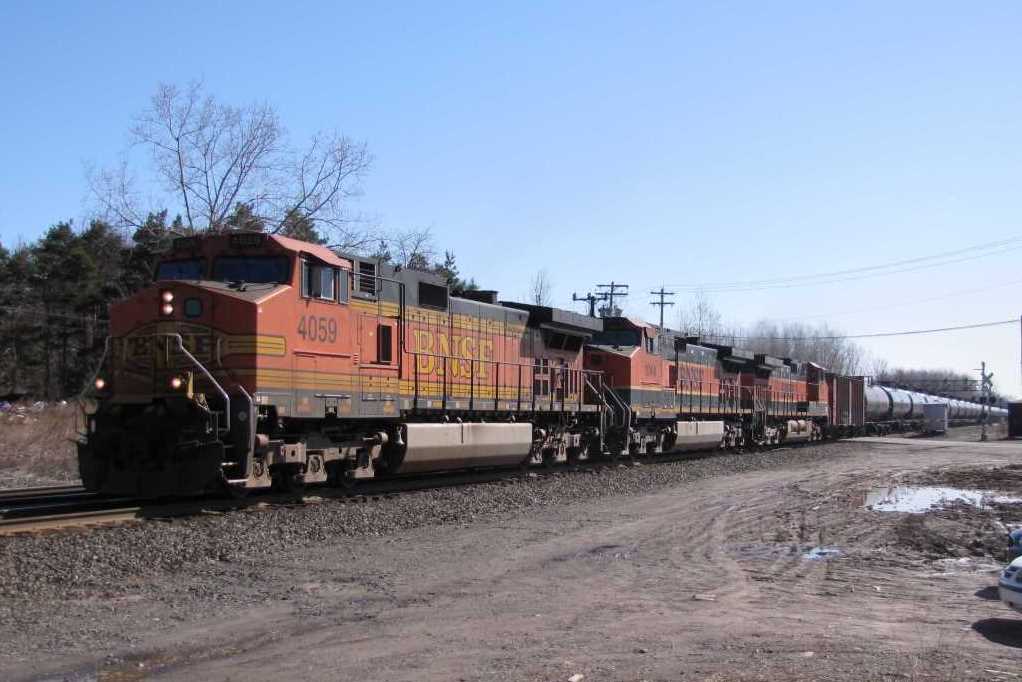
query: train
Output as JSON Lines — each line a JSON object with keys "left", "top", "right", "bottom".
{"left": 77, "top": 232, "right": 1007, "bottom": 497}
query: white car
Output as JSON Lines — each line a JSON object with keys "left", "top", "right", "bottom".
{"left": 999, "top": 556, "right": 1022, "bottom": 613}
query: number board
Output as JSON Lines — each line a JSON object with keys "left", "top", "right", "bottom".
{"left": 297, "top": 315, "right": 338, "bottom": 343}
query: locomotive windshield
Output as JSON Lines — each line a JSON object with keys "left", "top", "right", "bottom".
{"left": 212, "top": 256, "right": 290, "bottom": 284}
{"left": 156, "top": 258, "right": 204, "bottom": 280}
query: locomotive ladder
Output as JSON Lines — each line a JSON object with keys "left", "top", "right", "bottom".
{"left": 163, "top": 333, "right": 255, "bottom": 483}
{"left": 599, "top": 381, "right": 632, "bottom": 454}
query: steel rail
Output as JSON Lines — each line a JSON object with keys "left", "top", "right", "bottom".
{"left": 0, "top": 497, "right": 253, "bottom": 536}
{"left": 0, "top": 484, "right": 88, "bottom": 504}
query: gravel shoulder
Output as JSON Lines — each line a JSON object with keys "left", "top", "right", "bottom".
{"left": 3, "top": 435, "right": 1022, "bottom": 680}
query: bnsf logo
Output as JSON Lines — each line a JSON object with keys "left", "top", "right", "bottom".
{"left": 121, "top": 326, "right": 215, "bottom": 367}
{"left": 412, "top": 330, "right": 495, "bottom": 379}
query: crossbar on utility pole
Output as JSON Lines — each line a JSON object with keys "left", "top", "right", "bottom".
{"left": 649, "top": 286, "right": 675, "bottom": 330}
{"left": 595, "top": 282, "right": 628, "bottom": 318}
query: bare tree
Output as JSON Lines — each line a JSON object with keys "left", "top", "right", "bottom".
{"left": 674, "top": 293, "right": 867, "bottom": 374}
{"left": 878, "top": 366, "right": 989, "bottom": 399}
{"left": 87, "top": 159, "right": 153, "bottom": 235}
{"left": 92, "top": 82, "right": 372, "bottom": 245}
{"left": 530, "top": 268, "right": 553, "bottom": 306}
{"left": 677, "top": 291, "right": 723, "bottom": 337}
{"left": 274, "top": 131, "right": 372, "bottom": 246}
{"left": 392, "top": 227, "right": 436, "bottom": 269}
{"left": 869, "top": 355, "right": 890, "bottom": 380}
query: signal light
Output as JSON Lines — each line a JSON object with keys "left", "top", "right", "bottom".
{"left": 161, "top": 303, "right": 174, "bottom": 316}
{"left": 170, "top": 376, "right": 184, "bottom": 390}
{"left": 94, "top": 377, "right": 106, "bottom": 390}
{"left": 161, "top": 290, "right": 174, "bottom": 303}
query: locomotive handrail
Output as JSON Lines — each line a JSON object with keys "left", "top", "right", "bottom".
{"left": 601, "top": 381, "right": 632, "bottom": 430}
{"left": 407, "top": 350, "right": 603, "bottom": 411}
{"left": 163, "top": 333, "right": 232, "bottom": 435}
{"left": 76, "top": 336, "right": 112, "bottom": 436}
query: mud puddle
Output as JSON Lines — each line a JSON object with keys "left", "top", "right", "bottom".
{"left": 727, "top": 543, "right": 842, "bottom": 561}
{"left": 864, "top": 486, "right": 1022, "bottom": 513}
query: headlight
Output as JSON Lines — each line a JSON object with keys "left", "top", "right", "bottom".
{"left": 161, "top": 290, "right": 174, "bottom": 303}
{"left": 170, "top": 376, "right": 183, "bottom": 390}
{"left": 94, "top": 377, "right": 106, "bottom": 390}
{"left": 161, "top": 303, "right": 174, "bottom": 316}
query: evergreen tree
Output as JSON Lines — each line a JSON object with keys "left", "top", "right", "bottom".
{"left": 433, "top": 251, "right": 478, "bottom": 295}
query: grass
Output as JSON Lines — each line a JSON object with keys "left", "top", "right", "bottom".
{"left": 0, "top": 401, "right": 81, "bottom": 484}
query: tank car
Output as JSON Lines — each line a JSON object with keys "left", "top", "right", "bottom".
{"left": 861, "top": 381, "right": 1005, "bottom": 432}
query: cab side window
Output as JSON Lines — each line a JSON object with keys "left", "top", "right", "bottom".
{"left": 301, "top": 260, "right": 339, "bottom": 302}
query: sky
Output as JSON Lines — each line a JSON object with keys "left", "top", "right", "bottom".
{"left": 1, "top": 1, "right": 1020, "bottom": 395}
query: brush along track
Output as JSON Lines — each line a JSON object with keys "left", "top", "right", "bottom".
{"left": 0, "top": 443, "right": 807, "bottom": 536}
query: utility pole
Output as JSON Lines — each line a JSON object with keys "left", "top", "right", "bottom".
{"left": 649, "top": 286, "right": 675, "bottom": 330}
{"left": 595, "top": 282, "right": 628, "bottom": 318}
{"left": 977, "top": 361, "right": 994, "bottom": 441}
{"left": 572, "top": 292, "right": 602, "bottom": 318}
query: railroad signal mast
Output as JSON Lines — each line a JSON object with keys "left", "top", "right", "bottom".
{"left": 572, "top": 292, "right": 601, "bottom": 318}
{"left": 977, "top": 361, "right": 994, "bottom": 441}
{"left": 649, "top": 286, "right": 675, "bottom": 330}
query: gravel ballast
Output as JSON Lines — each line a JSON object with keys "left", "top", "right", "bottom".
{"left": 0, "top": 442, "right": 858, "bottom": 669}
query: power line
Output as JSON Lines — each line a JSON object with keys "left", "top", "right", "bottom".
{"left": 659, "top": 236, "right": 1022, "bottom": 293}
{"left": 700, "top": 318, "right": 1019, "bottom": 342}
{"left": 768, "top": 277, "right": 1022, "bottom": 323}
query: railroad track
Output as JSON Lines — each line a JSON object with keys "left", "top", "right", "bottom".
{"left": 0, "top": 498, "right": 253, "bottom": 535}
{"left": 0, "top": 483, "right": 87, "bottom": 504}
{"left": 0, "top": 442, "right": 808, "bottom": 536}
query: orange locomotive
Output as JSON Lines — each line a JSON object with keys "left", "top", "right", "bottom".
{"left": 81, "top": 232, "right": 606, "bottom": 496}
{"left": 584, "top": 317, "right": 835, "bottom": 452}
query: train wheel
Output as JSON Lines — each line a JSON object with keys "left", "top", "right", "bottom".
{"left": 219, "top": 474, "right": 250, "bottom": 499}
{"left": 542, "top": 447, "right": 558, "bottom": 468}
{"left": 271, "top": 465, "right": 306, "bottom": 496}
{"left": 566, "top": 444, "right": 588, "bottom": 466}
{"left": 326, "top": 461, "right": 357, "bottom": 494}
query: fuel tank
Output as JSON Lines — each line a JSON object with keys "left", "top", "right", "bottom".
{"left": 389, "top": 422, "right": 533, "bottom": 474}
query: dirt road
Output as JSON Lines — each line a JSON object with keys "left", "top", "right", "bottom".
{"left": 8, "top": 437, "right": 1022, "bottom": 680}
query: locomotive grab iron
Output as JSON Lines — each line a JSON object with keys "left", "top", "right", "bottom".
{"left": 78, "top": 232, "right": 1006, "bottom": 497}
